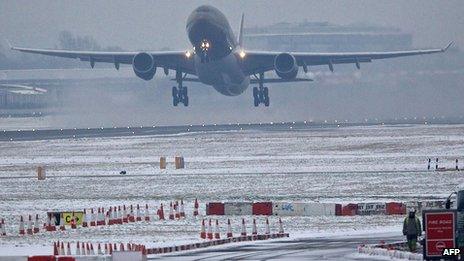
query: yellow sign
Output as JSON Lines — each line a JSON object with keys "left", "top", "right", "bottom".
{"left": 62, "top": 212, "right": 84, "bottom": 225}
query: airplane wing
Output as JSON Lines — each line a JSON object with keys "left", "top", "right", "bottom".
{"left": 10, "top": 46, "right": 196, "bottom": 75}
{"left": 242, "top": 42, "right": 452, "bottom": 75}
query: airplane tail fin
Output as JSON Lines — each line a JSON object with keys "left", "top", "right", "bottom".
{"left": 238, "top": 13, "right": 245, "bottom": 48}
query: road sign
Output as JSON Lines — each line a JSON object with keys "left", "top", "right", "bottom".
{"left": 62, "top": 211, "right": 84, "bottom": 225}
{"left": 423, "top": 209, "right": 457, "bottom": 260}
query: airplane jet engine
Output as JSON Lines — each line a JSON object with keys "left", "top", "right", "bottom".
{"left": 132, "top": 52, "right": 156, "bottom": 80}
{"left": 274, "top": 53, "right": 298, "bottom": 79}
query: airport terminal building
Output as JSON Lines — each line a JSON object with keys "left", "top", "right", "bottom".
{"left": 243, "top": 21, "right": 412, "bottom": 52}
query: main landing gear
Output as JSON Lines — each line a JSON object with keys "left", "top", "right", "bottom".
{"left": 252, "top": 72, "right": 270, "bottom": 107}
{"left": 172, "top": 69, "right": 189, "bottom": 107}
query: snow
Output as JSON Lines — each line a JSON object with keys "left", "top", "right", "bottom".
{"left": 0, "top": 123, "right": 463, "bottom": 256}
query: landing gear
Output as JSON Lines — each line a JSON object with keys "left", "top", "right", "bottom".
{"left": 172, "top": 69, "right": 189, "bottom": 107}
{"left": 252, "top": 72, "right": 270, "bottom": 107}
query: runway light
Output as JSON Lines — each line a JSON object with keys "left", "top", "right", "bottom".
{"left": 185, "top": 51, "right": 192, "bottom": 58}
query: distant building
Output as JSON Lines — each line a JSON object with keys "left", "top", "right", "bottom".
{"left": 0, "top": 85, "right": 48, "bottom": 109}
{"left": 244, "top": 21, "right": 412, "bottom": 52}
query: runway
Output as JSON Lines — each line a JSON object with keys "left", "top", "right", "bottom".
{"left": 153, "top": 232, "right": 403, "bottom": 260}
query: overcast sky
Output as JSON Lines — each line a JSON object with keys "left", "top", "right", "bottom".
{"left": 1, "top": 0, "right": 463, "bottom": 51}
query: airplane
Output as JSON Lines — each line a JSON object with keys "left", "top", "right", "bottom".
{"left": 11, "top": 5, "right": 451, "bottom": 107}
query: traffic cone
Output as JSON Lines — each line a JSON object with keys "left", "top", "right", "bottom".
{"left": 113, "top": 243, "right": 117, "bottom": 252}
{"left": 193, "top": 198, "right": 199, "bottom": 216}
{"left": 200, "top": 219, "right": 206, "bottom": 239}
{"left": 180, "top": 200, "right": 185, "bottom": 218}
{"left": 59, "top": 213, "right": 66, "bottom": 231}
{"left": 19, "top": 215, "right": 25, "bottom": 235}
{"left": 81, "top": 242, "right": 86, "bottom": 255}
{"left": 34, "top": 214, "right": 40, "bottom": 233}
{"left": 214, "top": 219, "right": 220, "bottom": 239}
{"left": 67, "top": 242, "right": 71, "bottom": 255}
{"left": 122, "top": 205, "right": 128, "bottom": 223}
{"left": 53, "top": 242, "right": 59, "bottom": 255}
{"left": 97, "top": 243, "right": 102, "bottom": 255}
{"left": 100, "top": 207, "right": 106, "bottom": 225}
{"left": 252, "top": 218, "right": 258, "bottom": 236}
{"left": 120, "top": 242, "right": 125, "bottom": 251}
{"left": 108, "top": 207, "right": 113, "bottom": 225}
{"left": 226, "top": 219, "right": 233, "bottom": 238}
{"left": 1, "top": 218, "right": 6, "bottom": 236}
{"left": 135, "top": 204, "right": 141, "bottom": 221}
{"left": 207, "top": 219, "right": 213, "bottom": 240}
{"left": 26, "top": 214, "right": 33, "bottom": 235}
{"left": 118, "top": 206, "right": 123, "bottom": 224}
{"left": 90, "top": 209, "right": 96, "bottom": 226}
{"left": 240, "top": 218, "right": 246, "bottom": 236}
{"left": 90, "top": 244, "right": 95, "bottom": 255}
{"left": 76, "top": 242, "right": 81, "bottom": 255}
{"left": 86, "top": 243, "right": 90, "bottom": 255}
{"left": 96, "top": 208, "right": 102, "bottom": 226}
{"left": 104, "top": 243, "right": 108, "bottom": 255}
{"left": 278, "top": 218, "right": 284, "bottom": 234}
{"left": 169, "top": 202, "right": 174, "bottom": 220}
{"left": 49, "top": 214, "right": 57, "bottom": 231}
{"left": 60, "top": 242, "right": 65, "bottom": 255}
{"left": 145, "top": 204, "right": 150, "bottom": 221}
{"left": 265, "top": 218, "right": 270, "bottom": 236}
{"left": 174, "top": 201, "right": 180, "bottom": 219}
{"left": 82, "top": 209, "right": 88, "bottom": 227}
{"left": 129, "top": 205, "right": 135, "bottom": 222}
{"left": 158, "top": 203, "right": 165, "bottom": 220}
{"left": 127, "top": 242, "right": 131, "bottom": 251}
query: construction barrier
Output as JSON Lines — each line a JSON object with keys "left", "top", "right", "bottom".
{"left": 252, "top": 202, "right": 273, "bottom": 215}
{"left": 385, "top": 202, "right": 406, "bottom": 215}
{"left": 356, "top": 203, "right": 386, "bottom": 215}
{"left": 159, "top": 157, "right": 166, "bottom": 169}
{"left": 174, "top": 156, "right": 185, "bottom": 169}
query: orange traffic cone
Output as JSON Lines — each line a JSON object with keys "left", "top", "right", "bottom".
{"left": 97, "top": 243, "right": 102, "bottom": 255}
{"left": 226, "top": 219, "right": 233, "bottom": 238}
{"left": 214, "top": 219, "right": 220, "bottom": 239}
{"left": 278, "top": 218, "right": 284, "bottom": 234}
{"left": 252, "top": 218, "right": 258, "bottom": 236}
{"left": 82, "top": 209, "right": 88, "bottom": 227}
{"left": 53, "top": 242, "right": 59, "bottom": 255}
{"left": 105, "top": 243, "right": 108, "bottom": 255}
{"left": 174, "top": 201, "right": 180, "bottom": 219}
{"left": 129, "top": 205, "right": 135, "bottom": 222}
{"left": 158, "top": 203, "right": 165, "bottom": 220}
{"left": 60, "top": 242, "right": 65, "bottom": 255}
{"left": 265, "top": 217, "right": 270, "bottom": 236}
{"left": 90, "top": 209, "right": 96, "bottom": 226}
{"left": 169, "top": 202, "right": 174, "bottom": 220}
{"left": 26, "top": 215, "right": 33, "bottom": 235}
{"left": 136, "top": 204, "right": 142, "bottom": 221}
{"left": 120, "top": 242, "right": 125, "bottom": 251}
{"left": 193, "top": 198, "right": 199, "bottom": 216}
{"left": 200, "top": 219, "right": 206, "bottom": 239}
{"left": 240, "top": 218, "right": 246, "bottom": 236}
{"left": 144, "top": 204, "right": 150, "bottom": 221}
{"left": 108, "top": 207, "right": 114, "bottom": 225}
{"left": 76, "top": 242, "right": 81, "bottom": 255}
{"left": 118, "top": 206, "right": 123, "bottom": 224}
{"left": 122, "top": 205, "right": 128, "bottom": 223}
{"left": 67, "top": 242, "right": 71, "bottom": 255}
{"left": 1, "top": 218, "right": 6, "bottom": 236}
{"left": 180, "top": 199, "right": 185, "bottom": 218}
{"left": 207, "top": 219, "right": 213, "bottom": 240}
{"left": 34, "top": 214, "right": 40, "bottom": 233}
{"left": 59, "top": 213, "right": 66, "bottom": 231}
{"left": 19, "top": 216, "right": 25, "bottom": 235}
{"left": 90, "top": 243, "right": 95, "bottom": 255}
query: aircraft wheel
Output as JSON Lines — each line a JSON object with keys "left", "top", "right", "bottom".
{"left": 263, "top": 87, "right": 269, "bottom": 97}
{"left": 253, "top": 87, "right": 259, "bottom": 98}
{"left": 182, "top": 87, "right": 188, "bottom": 98}
{"left": 183, "top": 96, "right": 189, "bottom": 107}
{"left": 172, "top": 86, "right": 178, "bottom": 97}
{"left": 264, "top": 96, "right": 270, "bottom": 107}
{"left": 253, "top": 96, "right": 259, "bottom": 107}
{"left": 173, "top": 96, "right": 179, "bottom": 106}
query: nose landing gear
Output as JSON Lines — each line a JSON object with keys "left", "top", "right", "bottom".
{"left": 252, "top": 72, "right": 270, "bottom": 107}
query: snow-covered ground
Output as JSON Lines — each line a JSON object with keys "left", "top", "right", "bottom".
{"left": 0, "top": 123, "right": 463, "bottom": 256}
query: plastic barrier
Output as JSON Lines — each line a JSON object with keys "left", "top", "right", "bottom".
{"left": 273, "top": 202, "right": 336, "bottom": 216}
{"left": 341, "top": 204, "right": 358, "bottom": 216}
{"left": 385, "top": 202, "right": 406, "bottom": 215}
{"left": 252, "top": 202, "right": 273, "bottom": 215}
{"left": 206, "top": 202, "right": 224, "bottom": 215}
{"left": 224, "top": 202, "right": 253, "bottom": 215}
{"left": 335, "top": 204, "right": 342, "bottom": 216}
{"left": 357, "top": 203, "right": 385, "bottom": 215}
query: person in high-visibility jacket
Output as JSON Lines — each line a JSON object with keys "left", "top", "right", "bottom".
{"left": 403, "top": 208, "right": 422, "bottom": 252}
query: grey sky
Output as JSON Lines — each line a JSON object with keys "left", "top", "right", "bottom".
{"left": 1, "top": 0, "right": 463, "bottom": 51}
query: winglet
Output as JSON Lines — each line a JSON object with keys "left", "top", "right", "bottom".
{"left": 238, "top": 13, "right": 245, "bottom": 48}
{"left": 442, "top": 41, "right": 453, "bottom": 52}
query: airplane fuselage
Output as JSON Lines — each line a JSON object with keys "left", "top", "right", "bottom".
{"left": 186, "top": 5, "right": 249, "bottom": 96}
